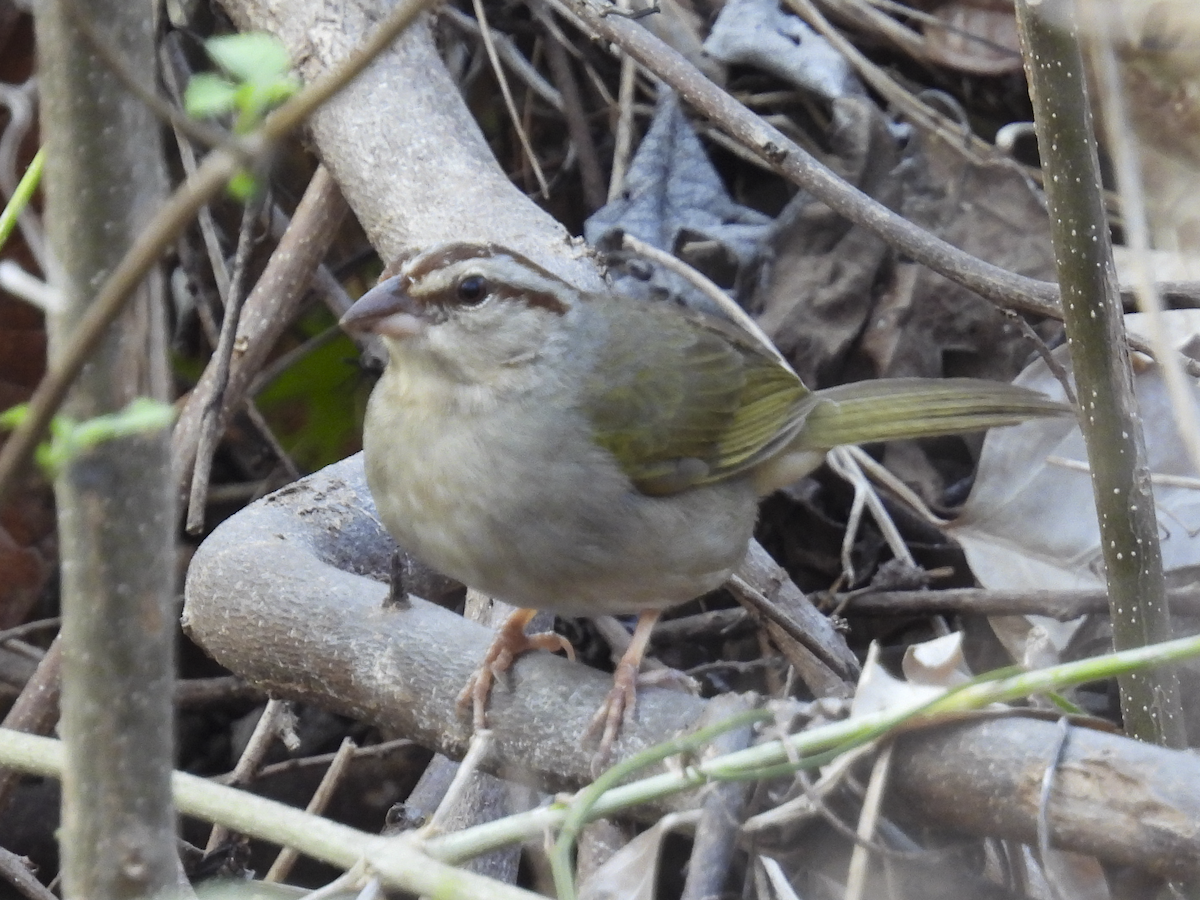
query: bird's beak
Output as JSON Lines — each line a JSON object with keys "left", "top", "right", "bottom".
{"left": 340, "top": 275, "right": 427, "bottom": 338}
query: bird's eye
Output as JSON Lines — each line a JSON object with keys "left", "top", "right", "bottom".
{"left": 456, "top": 275, "right": 488, "bottom": 305}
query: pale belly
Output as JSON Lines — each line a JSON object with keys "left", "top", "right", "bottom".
{"left": 362, "top": 374, "right": 758, "bottom": 617}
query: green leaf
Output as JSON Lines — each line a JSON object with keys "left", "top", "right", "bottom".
{"left": 0, "top": 404, "right": 28, "bottom": 430}
{"left": 226, "top": 169, "right": 260, "bottom": 200}
{"left": 263, "top": 79, "right": 299, "bottom": 106}
{"left": 256, "top": 313, "right": 367, "bottom": 472}
{"left": 205, "top": 33, "right": 291, "bottom": 84}
{"left": 2, "top": 399, "right": 175, "bottom": 477}
{"left": 183, "top": 74, "right": 239, "bottom": 119}
{"left": 188, "top": 33, "right": 299, "bottom": 136}
{"left": 70, "top": 398, "right": 176, "bottom": 450}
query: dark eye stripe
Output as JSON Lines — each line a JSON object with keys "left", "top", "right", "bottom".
{"left": 400, "top": 243, "right": 574, "bottom": 315}
{"left": 490, "top": 284, "right": 568, "bottom": 314}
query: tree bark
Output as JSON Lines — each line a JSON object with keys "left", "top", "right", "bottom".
{"left": 35, "top": 0, "right": 181, "bottom": 895}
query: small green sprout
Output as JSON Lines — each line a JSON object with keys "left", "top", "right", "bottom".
{"left": 0, "top": 148, "right": 43, "bottom": 255}
{"left": 0, "top": 398, "right": 176, "bottom": 477}
{"left": 183, "top": 32, "right": 300, "bottom": 198}
{"left": 184, "top": 33, "right": 299, "bottom": 133}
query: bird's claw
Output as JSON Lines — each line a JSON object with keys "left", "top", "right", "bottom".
{"left": 585, "top": 657, "right": 641, "bottom": 770}
{"left": 457, "top": 613, "right": 575, "bottom": 729}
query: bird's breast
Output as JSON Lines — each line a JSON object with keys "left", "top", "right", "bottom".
{"left": 362, "top": 363, "right": 759, "bottom": 616}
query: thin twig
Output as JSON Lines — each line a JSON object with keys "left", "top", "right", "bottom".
{"left": 1037, "top": 717, "right": 1070, "bottom": 865}
{"left": 255, "top": 738, "right": 417, "bottom": 780}
{"left": 539, "top": 13, "right": 606, "bottom": 210}
{"left": 835, "top": 0, "right": 1022, "bottom": 63}
{"left": 208, "top": 699, "right": 291, "bottom": 850}
{"left": 0, "top": 618, "right": 61, "bottom": 646}
{"left": 0, "top": 637, "right": 62, "bottom": 817}
{"left": 1001, "top": 309, "right": 1077, "bottom": 405}
{"left": 265, "top": 737, "right": 358, "bottom": 882}
{"left": 266, "top": 203, "right": 356, "bottom": 320}
{"left": 743, "top": 747, "right": 859, "bottom": 832}
{"left": 174, "top": 676, "right": 264, "bottom": 708}
{"left": 171, "top": 165, "right": 347, "bottom": 502}
{"left": 242, "top": 402, "right": 301, "bottom": 484}
{"left": 759, "top": 856, "right": 803, "bottom": 900}
{"left": 789, "top": 0, "right": 1008, "bottom": 167}
{"left": 841, "top": 585, "right": 1200, "bottom": 619}
{"left": 749, "top": 753, "right": 948, "bottom": 863}
{"left": 1036, "top": 717, "right": 1072, "bottom": 900}
{"left": 857, "top": 0, "right": 1023, "bottom": 60}
{"left": 187, "top": 193, "right": 265, "bottom": 534}
{"left": 441, "top": 6, "right": 564, "bottom": 112}
{"left": 844, "top": 742, "right": 893, "bottom": 900}
{"left": 165, "top": 42, "right": 302, "bottom": 490}
{"left": 248, "top": 323, "right": 344, "bottom": 397}
{"left": 297, "top": 865, "right": 373, "bottom": 900}
{"left": 470, "top": 0, "right": 550, "bottom": 196}
{"left": 650, "top": 608, "right": 750, "bottom": 643}
{"left": 161, "top": 36, "right": 233, "bottom": 302}
{"left": 843, "top": 445, "right": 950, "bottom": 528}
{"left": 1046, "top": 456, "right": 1200, "bottom": 490}
{"left": 0, "top": 79, "right": 47, "bottom": 269}
{"left": 727, "top": 574, "right": 851, "bottom": 679}
{"left": 422, "top": 730, "right": 495, "bottom": 835}
{"left": 547, "top": 0, "right": 1064, "bottom": 318}
{"left": 0, "top": 262, "right": 57, "bottom": 312}
{"left": 826, "top": 447, "right": 914, "bottom": 575}
{"left": 0, "top": 148, "right": 47, "bottom": 305}
{"left": 0, "top": 844, "right": 57, "bottom": 900}
{"left": 606, "top": 0, "right": 638, "bottom": 201}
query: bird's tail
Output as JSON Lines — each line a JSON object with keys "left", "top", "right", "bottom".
{"left": 792, "top": 377, "right": 1073, "bottom": 450}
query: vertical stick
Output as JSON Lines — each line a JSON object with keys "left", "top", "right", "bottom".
{"left": 1014, "top": 0, "right": 1184, "bottom": 747}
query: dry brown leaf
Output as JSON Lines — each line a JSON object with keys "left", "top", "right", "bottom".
{"left": 920, "top": 0, "right": 1023, "bottom": 76}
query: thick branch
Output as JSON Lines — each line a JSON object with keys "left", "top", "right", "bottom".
{"left": 889, "top": 717, "right": 1200, "bottom": 880}
{"left": 183, "top": 457, "right": 1200, "bottom": 882}
{"left": 217, "top": 0, "right": 604, "bottom": 290}
{"left": 35, "top": 0, "right": 180, "bottom": 895}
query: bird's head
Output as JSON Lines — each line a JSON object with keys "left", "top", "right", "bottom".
{"left": 341, "top": 243, "right": 583, "bottom": 385}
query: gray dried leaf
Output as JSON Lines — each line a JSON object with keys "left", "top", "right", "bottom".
{"left": 743, "top": 97, "right": 902, "bottom": 384}
{"left": 951, "top": 311, "right": 1200, "bottom": 592}
{"left": 703, "top": 0, "right": 860, "bottom": 100}
{"left": 585, "top": 90, "right": 770, "bottom": 314}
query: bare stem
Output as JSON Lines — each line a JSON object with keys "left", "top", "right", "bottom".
{"left": 1014, "top": 0, "right": 1184, "bottom": 747}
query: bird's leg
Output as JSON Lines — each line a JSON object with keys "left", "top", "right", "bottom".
{"left": 457, "top": 606, "right": 575, "bottom": 729}
{"left": 587, "top": 609, "right": 662, "bottom": 765}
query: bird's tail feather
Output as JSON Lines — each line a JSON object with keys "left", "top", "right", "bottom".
{"left": 793, "top": 378, "right": 1073, "bottom": 450}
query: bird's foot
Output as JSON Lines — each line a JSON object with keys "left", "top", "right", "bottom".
{"left": 586, "top": 655, "right": 641, "bottom": 769}
{"left": 584, "top": 609, "right": 665, "bottom": 769}
{"left": 457, "top": 607, "right": 575, "bottom": 729}
{"left": 584, "top": 662, "right": 700, "bottom": 770}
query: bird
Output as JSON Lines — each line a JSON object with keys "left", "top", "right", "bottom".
{"left": 340, "top": 241, "right": 1071, "bottom": 759}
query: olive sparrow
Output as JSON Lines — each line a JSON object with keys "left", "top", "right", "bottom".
{"left": 341, "top": 242, "right": 1070, "bottom": 757}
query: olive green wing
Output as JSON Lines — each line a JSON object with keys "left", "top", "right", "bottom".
{"left": 582, "top": 299, "right": 812, "bottom": 495}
